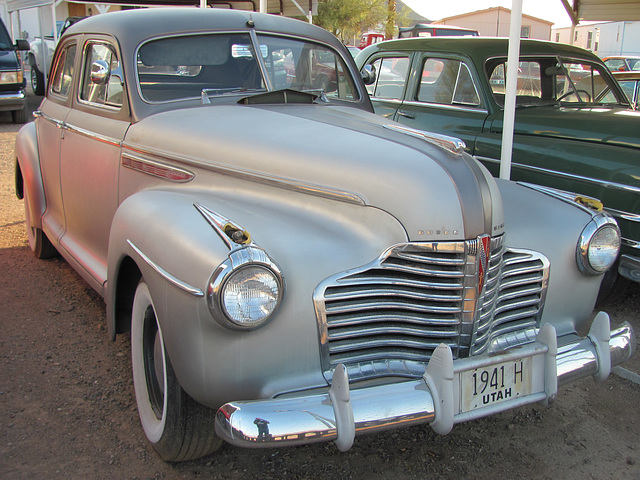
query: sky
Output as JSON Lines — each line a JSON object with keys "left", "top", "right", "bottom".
{"left": 401, "top": 0, "right": 576, "bottom": 28}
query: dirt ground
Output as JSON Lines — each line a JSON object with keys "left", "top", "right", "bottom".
{"left": 1, "top": 92, "right": 639, "bottom": 480}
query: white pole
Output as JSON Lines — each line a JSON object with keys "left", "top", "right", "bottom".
{"left": 260, "top": 0, "right": 267, "bottom": 13}
{"left": 499, "top": 0, "right": 523, "bottom": 180}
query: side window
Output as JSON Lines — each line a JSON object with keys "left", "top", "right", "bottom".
{"left": 80, "top": 42, "right": 123, "bottom": 108}
{"left": 417, "top": 58, "right": 480, "bottom": 106}
{"left": 365, "top": 56, "right": 409, "bottom": 100}
{"left": 50, "top": 44, "right": 77, "bottom": 98}
{"left": 488, "top": 61, "right": 542, "bottom": 105}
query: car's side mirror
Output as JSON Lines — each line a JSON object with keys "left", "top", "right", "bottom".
{"left": 15, "top": 39, "right": 29, "bottom": 51}
{"left": 361, "top": 64, "right": 376, "bottom": 85}
{"left": 91, "top": 59, "right": 110, "bottom": 85}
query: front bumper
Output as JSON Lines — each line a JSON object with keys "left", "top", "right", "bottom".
{"left": 215, "top": 313, "right": 635, "bottom": 451}
{"left": 0, "top": 89, "right": 26, "bottom": 111}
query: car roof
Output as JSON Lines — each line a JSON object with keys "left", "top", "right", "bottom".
{"left": 361, "top": 37, "right": 602, "bottom": 62}
{"left": 64, "top": 7, "right": 343, "bottom": 50}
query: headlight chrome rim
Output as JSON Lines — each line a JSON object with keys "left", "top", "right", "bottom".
{"left": 207, "top": 246, "right": 284, "bottom": 330}
{"left": 577, "top": 213, "right": 621, "bottom": 275}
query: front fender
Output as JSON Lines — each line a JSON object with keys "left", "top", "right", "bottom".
{"left": 106, "top": 187, "right": 408, "bottom": 407}
{"left": 15, "top": 122, "right": 45, "bottom": 229}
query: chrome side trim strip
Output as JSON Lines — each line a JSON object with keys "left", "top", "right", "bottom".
{"left": 385, "top": 124, "right": 466, "bottom": 154}
{"left": 400, "top": 100, "right": 488, "bottom": 115}
{"left": 64, "top": 123, "right": 122, "bottom": 147}
{"left": 122, "top": 143, "right": 366, "bottom": 206}
{"left": 605, "top": 207, "right": 640, "bottom": 224}
{"left": 127, "top": 239, "right": 204, "bottom": 297}
{"left": 475, "top": 155, "right": 640, "bottom": 195}
{"left": 33, "top": 110, "right": 64, "bottom": 128}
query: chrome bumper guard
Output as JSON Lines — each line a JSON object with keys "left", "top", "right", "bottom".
{"left": 215, "top": 313, "right": 635, "bottom": 451}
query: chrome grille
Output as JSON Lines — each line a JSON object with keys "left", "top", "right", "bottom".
{"left": 314, "top": 238, "right": 549, "bottom": 382}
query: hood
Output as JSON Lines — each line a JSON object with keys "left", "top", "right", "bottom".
{"left": 0, "top": 49, "right": 19, "bottom": 70}
{"left": 490, "top": 106, "right": 640, "bottom": 149}
{"left": 124, "top": 104, "right": 504, "bottom": 242}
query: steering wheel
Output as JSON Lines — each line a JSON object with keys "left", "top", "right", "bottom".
{"left": 558, "top": 89, "right": 592, "bottom": 102}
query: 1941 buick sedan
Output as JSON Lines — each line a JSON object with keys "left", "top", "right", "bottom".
{"left": 15, "top": 8, "right": 635, "bottom": 461}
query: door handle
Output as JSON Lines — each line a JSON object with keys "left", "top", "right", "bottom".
{"left": 397, "top": 110, "right": 415, "bottom": 119}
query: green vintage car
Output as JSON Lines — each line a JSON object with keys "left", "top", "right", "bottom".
{"left": 356, "top": 38, "right": 640, "bottom": 289}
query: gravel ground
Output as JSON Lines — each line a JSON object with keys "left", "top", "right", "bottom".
{"left": 1, "top": 91, "right": 639, "bottom": 480}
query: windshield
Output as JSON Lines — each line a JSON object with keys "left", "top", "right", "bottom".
{"left": 0, "top": 20, "right": 13, "bottom": 50}
{"left": 487, "top": 57, "right": 628, "bottom": 107}
{"left": 137, "top": 33, "right": 358, "bottom": 103}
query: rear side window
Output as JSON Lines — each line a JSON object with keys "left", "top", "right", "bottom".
{"left": 364, "top": 56, "right": 409, "bottom": 100}
{"left": 417, "top": 58, "right": 480, "bottom": 106}
{"left": 50, "top": 44, "right": 77, "bottom": 98}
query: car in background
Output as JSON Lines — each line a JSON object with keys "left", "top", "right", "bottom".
{"left": 27, "top": 16, "right": 85, "bottom": 95}
{"left": 603, "top": 55, "right": 640, "bottom": 72}
{"left": 15, "top": 9, "right": 634, "bottom": 462}
{"left": 0, "top": 17, "right": 29, "bottom": 123}
{"left": 398, "top": 23, "right": 479, "bottom": 38}
{"left": 346, "top": 45, "right": 360, "bottom": 57}
{"left": 356, "top": 37, "right": 640, "bottom": 293}
{"left": 612, "top": 70, "right": 640, "bottom": 108}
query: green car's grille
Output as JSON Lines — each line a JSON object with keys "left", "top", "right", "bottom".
{"left": 314, "top": 238, "right": 549, "bottom": 382}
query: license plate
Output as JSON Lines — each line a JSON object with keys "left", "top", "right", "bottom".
{"left": 459, "top": 357, "right": 533, "bottom": 413}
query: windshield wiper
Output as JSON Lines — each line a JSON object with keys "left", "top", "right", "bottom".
{"left": 201, "top": 87, "right": 266, "bottom": 104}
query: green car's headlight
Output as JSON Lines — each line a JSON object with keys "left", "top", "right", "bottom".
{"left": 577, "top": 214, "right": 621, "bottom": 275}
{"left": 208, "top": 247, "right": 284, "bottom": 330}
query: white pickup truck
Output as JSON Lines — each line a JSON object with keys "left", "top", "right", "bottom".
{"left": 27, "top": 16, "right": 84, "bottom": 95}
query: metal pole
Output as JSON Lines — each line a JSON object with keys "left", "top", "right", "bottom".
{"left": 499, "top": 0, "right": 523, "bottom": 181}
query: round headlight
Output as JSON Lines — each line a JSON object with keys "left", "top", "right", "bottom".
{"left": 577, "top": 214, "right": 621, "bottom": 275}
{"left": 221, "top": 265, "right": 281, "bottom": 328}
{"left": 208, "top": 246, "right": 284, "bottom": 330}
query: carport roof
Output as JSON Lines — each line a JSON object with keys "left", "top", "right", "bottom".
{"left": 561, "top": 0, "right": 640, "bottom": 23}
{"left": 4, "top": 0, "right": 316, "bottom": 18}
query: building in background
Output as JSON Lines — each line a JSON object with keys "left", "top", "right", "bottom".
{"left": 552, "top": 21, "right": 640, "bottom": 57}
{"left": 434, "top": 6, "right": 553, "bottom": 40}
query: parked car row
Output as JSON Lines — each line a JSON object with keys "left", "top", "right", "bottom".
{"left": 0, "top": 17, "right": 30, "bottom": 123}
{"left": 13, "top": 8, "right": 636, "bottom": 463}
{"left": 356, "top": 37, "right": 640, "bottom": 294}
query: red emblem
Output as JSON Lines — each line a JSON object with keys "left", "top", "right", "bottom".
{"left": 477, "top": 235, "right": 491, "bottom": 296}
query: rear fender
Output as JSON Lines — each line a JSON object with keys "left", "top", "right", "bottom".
{"left": 15, "top": 122, "right": 45, "bottom": 229}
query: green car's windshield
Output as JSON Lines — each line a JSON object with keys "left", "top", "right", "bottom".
{"left": 487, "top": 57, "right": 628, "bottom": 107}
{"left": 137, "top": 33, "right": 358, "bottom": 103}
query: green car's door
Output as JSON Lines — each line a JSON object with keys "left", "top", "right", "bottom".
{"left": 363, "top": 54, "right": 412, "bottom": 120}
{"left": 391, "top": 54, "right": 489, "bottom": 155}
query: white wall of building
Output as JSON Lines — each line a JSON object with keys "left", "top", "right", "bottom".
{"left": 553, "top": 21, "right": 640, "bottom": 57}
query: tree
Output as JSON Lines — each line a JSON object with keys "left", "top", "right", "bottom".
{"left": 315, "top": 0, "right": 388, "bottom": 43}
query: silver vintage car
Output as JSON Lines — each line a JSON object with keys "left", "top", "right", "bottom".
{"left": 14, "top": 8, "right": 635, "bottom": 461}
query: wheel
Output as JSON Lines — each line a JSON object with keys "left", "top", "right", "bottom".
{"left": 12, "top": 105, "right": 28, "bottom": 124}
{"left": 131, "top": 281, "right": 222, "bottom": 461}
{"left": 30, "top": 63, "right": 45, "bottom": 96}
{"left": 24, "top": 189, "right": 57, "bottom": 259}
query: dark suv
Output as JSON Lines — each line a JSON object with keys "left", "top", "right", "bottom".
{"left": 0, "top": 18, "right": 29, "bottom": 123}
